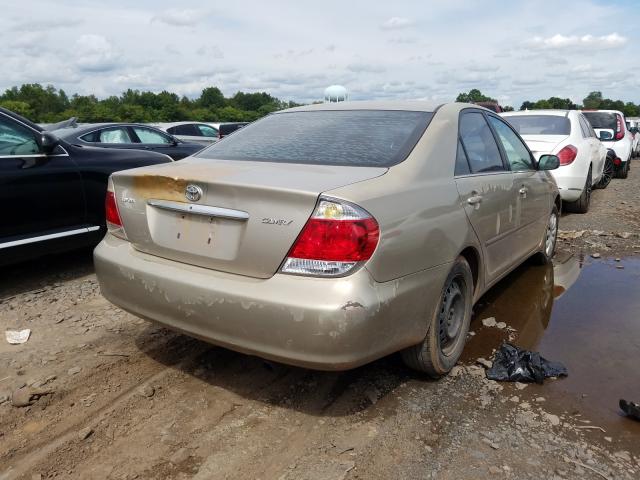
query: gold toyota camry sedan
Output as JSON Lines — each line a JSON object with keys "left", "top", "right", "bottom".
{"left": 94, "top": 101, "right": 561, "bottom": 377}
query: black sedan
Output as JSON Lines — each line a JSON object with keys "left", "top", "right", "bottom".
{"left": 51, "top": 123, "right": 204, "bottom": 160}
{"left": 0, "top": 107, "right": 173, "bottom": 266}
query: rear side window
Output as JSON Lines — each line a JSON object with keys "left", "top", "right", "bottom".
{"left": 583, "top": 112, "right": 616, "bottom": 130}
{"left": 169, "top": 124, "right": 201, "bottom": 136}
{"left": 504, "top": 115, "right": 570, "bottom": 135}
{"left": 459, "top": 112, "right": 505, "bottom": 173}
{"left": 488, "top": 116, "right": 534, "bottom": 171}
{"left": 455, "top": 140, "right": 471, "bottom": 176}
{"left": 197, "top": 124, "right": 218, "bottom": 137}
{"left": 196, "top": 111, "right": 433, "bottom": 167}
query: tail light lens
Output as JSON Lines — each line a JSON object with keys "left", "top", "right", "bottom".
{"left": 615, "top": 114, "right": 624, "bottom": 140}
{"left": 281, "top": 198, "right": 379, "bottom": 277}
{"left": 613, "top": 157, "right": 622, "bottom": 166}
{"left": 556, "top": 145, "right": 578, "bottom": 166}
{"left": 105, "top": 181, "right": 127, "bottom": 240}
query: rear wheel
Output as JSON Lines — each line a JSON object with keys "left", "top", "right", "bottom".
{"left": 533, "top": 205, "right": 558, "bottom": 265}
{"left": 564, "top": 167, "right": 591, "bottom": 214}
{"left": 595, "top": 156, "right": 613, "bottom": 189}
{"left": 401, "top": 256, "right": 473, "bottom": 377}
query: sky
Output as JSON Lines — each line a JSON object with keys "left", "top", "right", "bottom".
{"left": 1, "top": 0, "right": 639, "bottom": 108}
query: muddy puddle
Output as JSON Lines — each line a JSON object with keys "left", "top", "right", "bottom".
{"left": 464, "top": 251, "right": 640, "bottom": 442}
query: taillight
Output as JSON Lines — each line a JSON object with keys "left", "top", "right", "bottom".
{"left": 281, "top": 198, "right": 380, "bottom": 277}
{"left": 105, "top": 191, "right": 121, "bottom": 227}
{"left": 615, "top": 114, "right": 624, "bottom": 140}
{"left": 556, "top": 145, "right": 578, "bottom": 166}
{"left": 105, "top": 180, "right": 127, "bottom": 239}
{"left": 613, "top": 157, "right": 622, "bottom": 166}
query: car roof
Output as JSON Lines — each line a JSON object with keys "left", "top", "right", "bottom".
{"left": 281, "top": 100, "right": 443, "bottom": 113}
{"left": 502, "top": 109, "right": 571, "bottom": 117}
{"left": 153, "top": 121, "right": 214, "bottom": 128}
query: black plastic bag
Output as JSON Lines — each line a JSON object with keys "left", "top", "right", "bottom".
{"left": 486, "top": 343, "right": 567, "bottom": 384}
{"left": 620, "top": 399, "right": 640, "bottom": 421}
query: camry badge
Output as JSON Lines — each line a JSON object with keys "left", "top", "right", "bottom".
{"left": 185, "top": 184, "right": 203, "bottom": 202}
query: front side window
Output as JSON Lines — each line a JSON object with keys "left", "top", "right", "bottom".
{"left": 197, "top": 124, "right": 218, "bottom": 137}
{"left": 488, "top": 116, "right": 534, "bottom": 171}
{"left": 459, "top": 112, "right": 505, "bottom": 173}
{"left": 0, "top": 115, "right": 39, "bottom": 155}
{"left": 132, "top": 127, "right": 172, "bottom": 144}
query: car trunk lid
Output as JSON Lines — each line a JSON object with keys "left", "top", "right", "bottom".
{"left": 520, "top": 134, "right": 568, "bottom": 159}
{"left": 111, "top": 159, "right": 386, "bottom": 278}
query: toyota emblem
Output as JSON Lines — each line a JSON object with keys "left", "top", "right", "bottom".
{"left": 185, "top": 184, "right": 203, "bottom": 202}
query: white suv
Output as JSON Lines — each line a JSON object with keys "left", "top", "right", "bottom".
{"left": 502, "top": 109, "right": 609, "bottom": 213}
{"left": 582, "top": 110, "right": 633, "bottom": 178}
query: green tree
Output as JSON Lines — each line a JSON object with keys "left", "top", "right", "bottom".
{"left": 199, "top": 87, "right": 225, "bottom": 109}
{"left": 0, "top": 100, "right": 34, "bottom": 117}
{"left": 583, "top": 91, "right": 603, "bottom": 109}
{"left": 455, "top": 89, "right": 496, "bottom": 103}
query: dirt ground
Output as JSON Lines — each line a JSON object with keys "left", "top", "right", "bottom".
{"left": 1, "top": 161, "right": 639, "bottom": 480}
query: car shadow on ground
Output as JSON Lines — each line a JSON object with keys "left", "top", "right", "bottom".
{"left": 135, "top": 324, "right": 433, "bottom": 418}
{"left": 0, "top": 248, "right": 95, "bottom": 300}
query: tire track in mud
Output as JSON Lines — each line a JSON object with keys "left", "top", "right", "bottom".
{"left": 0, "top": 333, "right": 208, "bottom": 480}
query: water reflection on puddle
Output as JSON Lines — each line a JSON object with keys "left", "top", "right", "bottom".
{"left": 464, "top": 252, "right": 640, "bottom": 440}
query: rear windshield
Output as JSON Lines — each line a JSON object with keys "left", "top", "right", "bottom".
{"left": 583, "top": 112, "right": 616, "bottom": 130}
{"left": 504, "top": 115, "right": 570, "bottom": 135}
{"left": 196, "top": 110, "right": 433, "bottom": 167}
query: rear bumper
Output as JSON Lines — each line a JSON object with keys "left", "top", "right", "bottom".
{"left": 94, "top": 235, "right": 450, "bottom": 370}
{"left": 551, "top": 168, "right": 587, "bottom": 202}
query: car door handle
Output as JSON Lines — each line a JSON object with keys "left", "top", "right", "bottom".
{"left": 467, "top": 195, "right": 483, "bottom": 206}
{"left": 519, "top": 187, "right": 528, "bottom": 197}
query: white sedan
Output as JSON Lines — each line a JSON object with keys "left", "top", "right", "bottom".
{"left": 502, "top": 110, "right": 610, "bottom": 213}
{"left": 151, "top": 122, "right": 219, "bottom": 146}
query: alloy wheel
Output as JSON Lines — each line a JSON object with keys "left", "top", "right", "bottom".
{"left": 545, "top": 212, "right": 558, "bottom": 258}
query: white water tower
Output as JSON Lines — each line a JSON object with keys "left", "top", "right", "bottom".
{"left": 324, "top": 85, "right": 349, "bottom": 103}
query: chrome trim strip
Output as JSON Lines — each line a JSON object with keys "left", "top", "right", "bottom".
{"left": 147, "top": 199, "right": 249, "bottom": 221}
{"left": 0, "top": 226, "right": 100, "bottom": 249}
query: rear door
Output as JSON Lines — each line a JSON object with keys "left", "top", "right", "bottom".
{"left": 487, "top": 115, "right": 548, "bottom": 257}
{"left": 0, "top": 113, "right": 86, "bottom": 245}
{"left": 578, "top": 114, "right": 603, "bottom": 181}
{"left": 454, "top": 111, "right": 518, "bottom": 282}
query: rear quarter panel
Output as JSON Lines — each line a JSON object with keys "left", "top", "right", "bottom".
{"left": 326, "top": 104, "right": 478, "bottom": 283}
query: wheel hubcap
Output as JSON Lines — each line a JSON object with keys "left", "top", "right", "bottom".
{"left": 438, "top": 277, "right": 466, "bottom": 356}
{"left": 545, "top": 213, "right": 557, "bottom": 257}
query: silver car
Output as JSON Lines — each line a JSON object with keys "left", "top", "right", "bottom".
{"left": 94, "top": 101, "right": 560, "bottom": 377}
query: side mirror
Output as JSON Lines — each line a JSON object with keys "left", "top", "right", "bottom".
{"left": 598, "top": 131, "right": 613, "bottom": 141}
{"left": 37, "top": 132, "right": 60, "bottom": 154}
{"left": 539, "top": 154, "right": 560, "bottom": 171}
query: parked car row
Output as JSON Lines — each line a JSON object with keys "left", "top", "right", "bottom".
{"left": 501, "top": 108, "right": 633, "bottom": 213}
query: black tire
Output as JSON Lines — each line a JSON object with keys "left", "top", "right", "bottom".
{"left": 533, "top": 205, "right": 559, "bottom": 265}
{"left": 564, "top": 167, "right": 592, "bottom": 214}
{"left": 595, "top": 155, "right": 613, "bottom": 189}
{"left": 401, "top": 256, "right": 473, "bottom": 377}
{"left": 616, "top": 159, "right": 629, "bottom": 179}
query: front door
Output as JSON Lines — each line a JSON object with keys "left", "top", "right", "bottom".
{"left": 455, "top": 111, "right": 518, "bottom": 282}
{"left": 0, "top": 113, "right": 85, "bottom": 243}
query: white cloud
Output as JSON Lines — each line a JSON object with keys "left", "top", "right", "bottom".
{"left": 74, "top": 34, "right": 117, "bottom": 72}
{"left": 381, "top": 17, "right": 414, "bottom": 30}
{"left": 529, "top": 32, "right": 627, "bottom": 51}
{"left": 347, "top": 63, "right": 386, "bottom": 73}
{"left": 152, "top": 8, "right": 201, "bottom": 27}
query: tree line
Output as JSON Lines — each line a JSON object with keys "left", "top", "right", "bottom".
{"left": 456, "top": 89, "right": 640, "bottom": 117}
{"left": 2, "top": 84, "right": 638, "bottom": 124}
{"left": 0, "top": 83, "right": 301, "bottom": 123}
